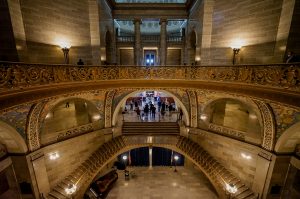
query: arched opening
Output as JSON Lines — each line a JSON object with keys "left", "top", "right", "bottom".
{"left": 0, "top": 121, "right": 27, "bottom": 154}
{"left": 189, "top": 30, "right": 197, "bottom": 65}
{"left": 84, "top": 146, "right": 218, "bottom": 199}
{"left": 201, "top": 98, "right": 262, "bottom": 144}
{"left": 275, "top": 121, "right": 300, "bottom": 153}
{"left": 105, "top": 30, "right": 112, "bottom": 64}
{"left": 112, "top": 90, "right": 189, "bottom": 127}
{"left": 41, "top": 98, "right": 102, "bottom": 145}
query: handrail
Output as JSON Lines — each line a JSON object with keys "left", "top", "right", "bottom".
{"left": 0, "top": 62, "right": 300, "bottom": 92}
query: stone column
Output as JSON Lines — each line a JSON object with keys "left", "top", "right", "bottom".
{"left": 160, "top": 19, "right": 167, "bottom": 65}
{"left": 149, "top": 147, "right": 153, "bottom": 169}
{"left": 134, "top": 18, "right": 142, "bottom": 66}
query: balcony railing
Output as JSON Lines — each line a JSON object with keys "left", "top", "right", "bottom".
{"left": 0, "top": 62, "right": 300, "bottom": 92}
{"left": 117, "top": 36, "right": 135, "bottom": 43}
{"left": 117, "top": 35, "right": 184, "bottom": 43}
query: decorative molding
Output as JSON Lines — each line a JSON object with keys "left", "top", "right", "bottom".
{"left": 105, "top": 90, "right": 116, "bottom": 128}
{"left": 187, "top": 90, "right": 197, "bottom": 127}
{"left": 208, "top": 123, "right": 245, "bottom": 140}
{"left": 258, "top": 151, "right": 272, "bottom": 161}
{"left": 1, "top": 63, "right": 300, "bottom": 93}
{"left": 254, "top": 100, "right": 276, "bottom": 151}
{"left": 56, "top": 123, "right": 94, "bottom": 141}
{"left": 26, "top": 103, "right": 45, "bottom": 151}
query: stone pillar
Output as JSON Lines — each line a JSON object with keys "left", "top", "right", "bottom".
{"left": 160, "top": 19, "right": 167, "bottom": 65}
{"left": 134, "top": 18, "right": 142, "bottom": 66}
{"left": 149, "top": 147, "right": 153, "bottom": 169}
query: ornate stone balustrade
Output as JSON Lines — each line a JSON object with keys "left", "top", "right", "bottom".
{"left": 1, "top": 62, "right": 299, "bottom": 92}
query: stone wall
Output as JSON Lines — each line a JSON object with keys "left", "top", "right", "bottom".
{"left": 189, "top": 128, "right": 259, "bottom": 188}
{"left": 42, "top": 129, "right": 111, "bottom": 187}
{"left": 166, "top": 48, "right": 181, "bottom": 65}
{"left": 18, "top": 0, "right": 93, "bottom": 64}
{"left": 0, "top": 0, "right": 19, "bottom": 61}
{"left": 209, "top": 0, "right": 285, "bottom": 65}
{"left": 119, "top": 49, "right": 134, "bottom": 65}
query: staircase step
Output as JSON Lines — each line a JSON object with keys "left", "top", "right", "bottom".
{"left": 236, "top": 190, "right": 253, "bottom": 199}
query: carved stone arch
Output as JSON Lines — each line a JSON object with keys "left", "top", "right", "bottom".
{"left": 254, "top": 100, "right": 276, "bottom": 151}
{"left": 111, "top": 89, "right": 190, "bottom": 126}
{"left": 40, "top": 94, "right": 101, "bottom": 121}
{"left": 199, "top": 96, "right": 267, "bottom": 143}
{"left": 51, "top": 136, "right": 255, "bottom": 199}
{"left": 26, "top": 102, "right": 46, "bottom": 151}
{"left": 199, "top": 94, "right": 263, "bottom": 125}
{"left": 105, "top": 90, "right": 117, "bottom": 128}
{"left": 0, "top": 120, "right": 28, "bottom": 153}
{"left": 187, "top": 90, "right": 197, "bottom": 127}
{"left": 275, "top": 121, "right": 300, "bottom": 153}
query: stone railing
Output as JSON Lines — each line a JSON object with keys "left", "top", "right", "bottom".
{"left": 1, "top": 62, "right": 300, "bottom": 92}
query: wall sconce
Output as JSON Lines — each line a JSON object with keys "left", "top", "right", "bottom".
{"left": 65, "top": 184, "right": 77, "bottom": 198}
{"left": 241, "top": 153, "right": 252, "bottom": 160}
{"left": 59, "top": 44, "right": 71, "bottom": 64}
{"left": 200, "top": 114, "right": 207, "bottom": 121}
{"left": 49, "top": 152, "right": 59, "bottom": 160}
{"left": 232, "top": 48, "right": 240, "bottom": 65}
{"left": 231, "top": 39, "right": 243, "bottom": 65}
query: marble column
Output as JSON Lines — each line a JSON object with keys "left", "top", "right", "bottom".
{"left": 160, "top": 19, "right": 167, "bottom": 65}
{"left": 134, "top": 18, "right": 142, "bottom": 66}
{"left": 149, "top": 147, "right": 153, "bottom": 169}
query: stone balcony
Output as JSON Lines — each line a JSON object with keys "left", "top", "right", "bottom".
{"left": 0, "top": 62, "right": 300, "bottom": 110}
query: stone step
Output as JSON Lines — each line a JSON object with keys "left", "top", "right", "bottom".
{"left": 236, "top": 190, "right": 253, "bottom": 199}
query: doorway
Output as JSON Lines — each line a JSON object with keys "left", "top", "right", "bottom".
{"left": 144, "top": 50, "right": 156, "bottom": 66}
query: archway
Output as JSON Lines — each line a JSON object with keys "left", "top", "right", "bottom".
{"left": 40, "top": 98, "right": 102, "bottom": 145}
{"left": 275, "top": 121, "right": 300, "bottom": 153}
{"left": 0, "top": 121, "right": 28, "bottom": 153}
{"left": 49, "top": 136, "right": 256, "bottom": 199}
{"left": 111, "top": 90, "right": 190, "bottom": 127}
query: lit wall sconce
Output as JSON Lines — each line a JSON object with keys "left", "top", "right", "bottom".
{"left": 200, "top": 114, "right": 207, "bottom": 121}
{"left": 241, "top": 152, "right": 252, "bottom": 160}
{"left": 59, "top": 44, "right": 71, "bottom": 64}
{"left": 232, "top": 47, "right": 240, "bottom": 65}
{"left": 65, "top": 184, "right": 77, "bottom": 198}
{"left": 231, "top": 39, "right": 243, "bottom": 65}
{"left": 49, "top": 152, "right": 60, "bottom": 160}
{"left": 92, "top": 114, "right": 101, "bottom": 121}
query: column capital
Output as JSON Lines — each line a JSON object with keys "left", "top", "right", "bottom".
{"left": 133, "top": 18, "right": 142, "bottom": 24}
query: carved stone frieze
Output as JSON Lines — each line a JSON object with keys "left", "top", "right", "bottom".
{"left": 26, "top": 102, "right": 45, "bottom": 151}
{"left": 56, "top": 123, "right": 94, "bottom": 141}
{"left": 208, "top": 123, "right": 245, "bottom": 140}
{"left": 187, "top": 90, "right": 197, "bottom": 127}
{"left": 254, "top": 100, "right": 276, "bottom": 151}
{"left": 1, "top": 62, "right": 300, "bottom": 92}
{"left": 105, "top": 90, "right": 116, "bottom": 128}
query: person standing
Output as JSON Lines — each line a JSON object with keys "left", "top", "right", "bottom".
{"left": 179, "top": 109, "right": 183, "bottom": 120}
{"left": 286, "top": 51, "right": 299, "bottom": 63}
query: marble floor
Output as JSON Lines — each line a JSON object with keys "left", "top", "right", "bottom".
{"left": 107, "top": 167, "right": 218, "bottom": 199}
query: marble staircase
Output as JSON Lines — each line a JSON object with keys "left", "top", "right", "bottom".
{"left": 48, "top": 135, "right": 257, "bottom": 199}
{"left": 122, "top": 122, "right": 180, "bottom": 135}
